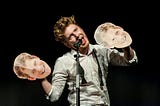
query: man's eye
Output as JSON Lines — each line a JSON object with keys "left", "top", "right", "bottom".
{"left": 68, "top": 34, "right": 76, "bottom": 40}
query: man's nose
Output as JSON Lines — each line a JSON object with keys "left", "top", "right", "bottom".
{"left": 73, "top": 33, "right": 79, "bottom": 38}
{"left": 77, "top": 34, "right": 84, "bottom": 40}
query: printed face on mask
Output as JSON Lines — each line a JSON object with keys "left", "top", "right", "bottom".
{"left": 13, "top": 53, "right": 51, "bottom": 81}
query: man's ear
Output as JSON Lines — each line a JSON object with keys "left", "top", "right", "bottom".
{"left": 28, "top": 77, "right": 36, "bottom": 81}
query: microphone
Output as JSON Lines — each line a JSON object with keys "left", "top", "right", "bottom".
{"left": 74, "top": 38, "right": 82, "bottom": 48}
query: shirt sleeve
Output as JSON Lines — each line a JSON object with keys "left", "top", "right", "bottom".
{"left": 128, "top": 50, "right": 138, "bottom": 64}
{"left": 47, "top": 58, "right": 68, "bottom": 102}
{"left": 108, "top": 48, "right": 138, "bottom": 66}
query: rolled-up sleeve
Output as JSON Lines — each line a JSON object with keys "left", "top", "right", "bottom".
{"left": 108, "top": 48, "right": 138, "bottom": 66}
{"left": 128, "top": 50, "right": 138, "bottom": 64}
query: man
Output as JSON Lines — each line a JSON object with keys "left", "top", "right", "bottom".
{"left": 13, "top": 15, "right": 138, "bottom": 106}
{"left": 41, "top": 15, "right": 138, "bottom": 106}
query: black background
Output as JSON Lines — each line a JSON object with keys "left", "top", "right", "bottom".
{"left": 0, "top": 1, "right": 160, "bottom": 106}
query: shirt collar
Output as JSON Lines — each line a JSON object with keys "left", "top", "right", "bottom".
{"left": 70, "top": 44, "right": 94, "bottom": 57}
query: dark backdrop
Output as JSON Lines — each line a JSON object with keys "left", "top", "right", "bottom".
{"left": 0, "top": 1, "right": 159, "bottom": 106}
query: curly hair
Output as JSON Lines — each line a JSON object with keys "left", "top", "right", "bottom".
{"left": 53, "top": 15, "right": 77, "bottom": 43}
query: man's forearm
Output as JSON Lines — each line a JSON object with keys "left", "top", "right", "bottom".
{"left": 41, "top": 78, "right": 52, "bottom": 95}
{"left": 122, "top": 46, "right": 134, "bottom": 60}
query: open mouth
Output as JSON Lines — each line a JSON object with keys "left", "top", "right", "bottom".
{"left": 81, "top": 37, "right": 86, "bottom": 45}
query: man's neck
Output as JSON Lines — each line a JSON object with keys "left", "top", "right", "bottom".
{"left": 79, "top": 46, "right": 89, "bottom": 55}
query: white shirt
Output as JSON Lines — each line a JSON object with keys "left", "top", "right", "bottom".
{"left": 47, "top": 44, "right": 138, "bottom": 106}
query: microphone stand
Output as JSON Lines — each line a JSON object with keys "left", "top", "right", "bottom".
{"left": 75, "top": 46, "right": 80, "bottom": 106}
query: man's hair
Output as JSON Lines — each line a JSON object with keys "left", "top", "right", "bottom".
{"left": 13, "top": 53, "right": 32, "bottom": 79}
{"left": 53, "top": 15, "right": 77, "bottom": 43}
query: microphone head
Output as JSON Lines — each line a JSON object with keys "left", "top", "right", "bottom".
{"left": 74, "top": 39, "right": 82, "bottom": 48}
